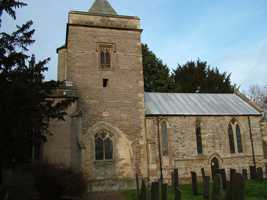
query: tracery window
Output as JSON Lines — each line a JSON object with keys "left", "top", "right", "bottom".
{"left": 196, "top": 120, "right": 203, "bottom": 154}
{"left": 95, "top": 132, "right": 113, "bottom": 161}
{"left": 228, "top": 120, "right": 243, "bottom": 154}
{"left": 161, "top": 121, "right": 168, "bottom": 156}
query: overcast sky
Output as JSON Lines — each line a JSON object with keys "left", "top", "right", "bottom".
{"left": 3, "top": 0, "right": 267, "bottom": 90}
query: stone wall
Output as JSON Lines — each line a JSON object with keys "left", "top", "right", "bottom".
{"left": 43, "top": 101, "right": 81, "bottom": 168}
{"left": 145, "top": 116, "right": 265, "bottom": 183}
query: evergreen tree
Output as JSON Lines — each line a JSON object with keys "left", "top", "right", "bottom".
{"left": 172, "top": 60, "right": 235, "bottom": 93}
{"left": 142, "top": 44, "right": 173, "bottom": 92}
{"left": 0, "top": 0, "right": 73, "bottom": 173}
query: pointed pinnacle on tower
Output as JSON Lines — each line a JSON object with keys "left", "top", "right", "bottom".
{"left": 89, "top": 0, "right": 117, "bottom": 15}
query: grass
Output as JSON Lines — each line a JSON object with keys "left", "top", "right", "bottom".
{"left": 123, "top": 180, "right": 267, "bottom": 200}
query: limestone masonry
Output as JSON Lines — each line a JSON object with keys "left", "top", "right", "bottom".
{"left": 43, "top": 0, "right": 267, "bottom": 191}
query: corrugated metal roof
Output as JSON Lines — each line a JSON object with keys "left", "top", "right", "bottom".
{"left": 144, "top": 93, "right": 261, "bottom": 116}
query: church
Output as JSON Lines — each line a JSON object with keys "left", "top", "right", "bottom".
{"left": 43, "top": 0, "right": 267, "bottom": 191}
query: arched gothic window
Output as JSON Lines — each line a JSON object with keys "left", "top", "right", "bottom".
{"left": 161, "top": 121, "right": 168, "bottom": 156}
{"left": 228, "top": 120, "right": 243, "bottom": 154}
{"left": 95, "top": 132, "right": 113, "bottom": 161}
{"left": 228, "top": 124, "right": 235, "bottom": 154}
{"left": 100, "top": 46, "right": 111, "bottom": 68}
{"left": 196, "top": 120, "right": 203, "bottom": 154}
{"left": 236, "top": 124, "right": 243, "bottom": 153}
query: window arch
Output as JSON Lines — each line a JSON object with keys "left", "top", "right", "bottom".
{"left": 196, "top": 119, "right": 203, "bottom": 154}
{"left": 95, "top": 132, "right": 113, "bottom": 161}
{"left": 161, "top": 121, "right": 168, "bottom": 156}
{"left": 100, "top": 46, "right": 111, "bottom": 68}
{"left": 228, "top": 124, "right": 235, "bottom": 154}
{"left": 228, "top": 120, "right": 243, "bottom": 154}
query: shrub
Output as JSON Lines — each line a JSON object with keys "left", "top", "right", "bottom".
{"left": 33, "top": 162, "right": 88, "bottom": 200}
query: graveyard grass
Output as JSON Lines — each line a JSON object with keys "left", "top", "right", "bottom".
{"left": 123, "top": 180, "right": 267, "bottom": 200}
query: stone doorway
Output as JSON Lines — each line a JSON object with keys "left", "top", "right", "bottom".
{"left": 211, "top": 157, "right": 219, "bottom": 179}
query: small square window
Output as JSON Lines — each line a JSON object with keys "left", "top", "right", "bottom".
{"left": 103, "top": 79, "right": 109, "bottom": 88}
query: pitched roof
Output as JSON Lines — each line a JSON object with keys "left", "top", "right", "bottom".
{"left": 144, "top": 93, "right": 262, "bottom": 116}
{"left": 89, "top": 0, "right": 117, "bottom": 15}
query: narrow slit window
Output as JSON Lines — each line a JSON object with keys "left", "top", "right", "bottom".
{"left": 236, "top": 124, "right": 243, "bottom": 153}
{"left": 228, "top": 124, "right": 235, "bottom": 154}
{"left": 196, "top": 124, "right": 203, "bottom": 154}
{"left": 103, "top": 79, "right": 109, "bottom": 88}
{"left": 161, "top": 121, "right": 168, "bottom": 156}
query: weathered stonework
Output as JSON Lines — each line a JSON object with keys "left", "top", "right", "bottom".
{"left": 145, "top": 116, "right": 265, "bottom": 183}
{"left": 45, "top": 7, "right": 147, "bottom": 191}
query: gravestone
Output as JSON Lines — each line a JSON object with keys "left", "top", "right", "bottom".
{"left": 140, "top": 179, "right": 147, "bottom": 200}
{"left": 171, "top": 171, "right": 174, "bottom": 187}
{"left": 191, "top": 171, "right": 198, "bottom": 195}
{"left": 174, "top": 168, "right": 179, "bottom": 188}
{"left": 135, "top": 174, "right": 140, "bottom": 199}
{"left": 230, "top": 169, "right": 236, "bottom": 182}
{"left": 220, "top": 169, "right": 227, "bottom": 190}
{"left": 249, "top": 166, "right": 257, "bottom": 180}
{"left": 242, "top": 169, "right": 248, "bottom": 180}
{"left": 201, "top": 168, "right": 205, "bottom": 179}
{"left": 257, "top": 167, "right": 263, "bottom": 180}
{"left": 162, "top": 183, "right": 168, "bottom": 200}
{"left": 203, "top": 176, "right": 210, "bottom": 200}
{"left": 151, "top": 182, "right": 159, "bottom": 200}
{"left": 211, "top": 174, "right": 221, "bottom": 200}
{"left": 174, "top": 187, "right": 181, "bottom": 200}
{"left": 231, "top": 173, "right": 245, "bottom": 200}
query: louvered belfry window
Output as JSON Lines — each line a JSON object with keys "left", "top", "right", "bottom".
{"left": 100, "top": 46, "right": 111, "bottom": 69}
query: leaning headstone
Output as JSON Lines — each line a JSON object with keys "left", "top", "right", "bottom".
{"left": 220, "top": 169, "right": 227, "bottom": 190}
{"left": 249, "top": 166, "right": 257, "bottom": 180}
{"left": 151, "top": 182, "right": 159, "bottom": 200}
{"left": 231, "top": 173, "right": 245, "bottom": 200}
{"left": 162, "top": 183, "right": 168, "bottom": 200}
{"left": 211, "top": 174, "right": 222, "bottom": 200}
{"left": 140, "top": 179, "right": 147, "bottom": 200}
{"left": 242, "top": 169, "right": 248, "bottom": 180}
{"left": 203, "top": 176, "right": 210, "bottom": 200}
{"left": 191, "top": 171, "right": 198, "bottom": 195}
{"left": 257, "top": 167, "right": 263, "bottom": 180}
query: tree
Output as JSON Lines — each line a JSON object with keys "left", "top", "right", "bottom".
{"left": 172, "top": 60, "right": 236, "bottom": 93}
{"left": 0, "top": 0, "right": 73, "bottom": 176}
{"left": 142, "top": 44, "right": 173, "bottom": 92}
{"left": 245, "top": 84, "right": 267, "bottom": 107}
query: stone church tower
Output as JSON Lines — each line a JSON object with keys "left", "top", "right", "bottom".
{"left": 45, "top": 0, "right": 147, "bottom": 190}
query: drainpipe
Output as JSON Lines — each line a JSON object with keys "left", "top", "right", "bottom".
{"left": 157, "top": 117, "right": 163, "bottom": 184}
{"left": 144, "top": 118, "right": 150, "bottom": 181}
{"left": 248, "top": 116, "right": 256, "bottom": 167}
